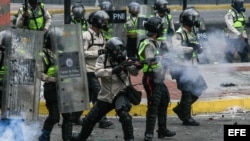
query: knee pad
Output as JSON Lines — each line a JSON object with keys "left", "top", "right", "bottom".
{"left": 118, "top": 111, "right": 131, "bottom": 123}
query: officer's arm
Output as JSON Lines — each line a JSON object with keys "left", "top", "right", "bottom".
{"left": 95, "top": 55, "right": 112, "bottom": 77}
{"left": 43, "top": 7, "right": 52, "bottom": 31}
{"left": 82, "top": 32, "right": 99, "bottom": 58}
{"left": 144, "top": 45, "right": 158, "bottom": 65}
{"left": 171, "top": 33, "right": 193, "bottom": 53}
{"left": 170, "top": 16, "right": 175, "bottom": 32}
{"left": 41, "top": 73, "right": 56, "bottom": 82}
{"left": 225, "top": 12, "right": 241, "bottom": 36}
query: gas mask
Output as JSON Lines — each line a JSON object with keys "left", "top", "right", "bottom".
{"left": 194, "top": 21, "right": 200, "bottom": 28}
{"left": 111, "top": 49, "right": 126, "bottom": 64}
{"left": 233, "top": 1, "right": 245, "bottom": 12}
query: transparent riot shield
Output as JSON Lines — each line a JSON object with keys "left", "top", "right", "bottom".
{"left": 139, "top": 4, "right": 154, "bottom": 18}
{"left": 1, "top": 29, "right": 43, "bottom": 121}
{"left": 50, "top": 24, "right": 89, "bottom": 113}
{"left": 137, "top": 5, "right": 154, "bottom": 48}
{"left": 111, "top": 0, "right": 127, "bottom": 41}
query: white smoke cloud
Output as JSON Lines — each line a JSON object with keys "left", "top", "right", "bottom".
{"left": 0, "top": 119, "right": 40, "bottom": 141}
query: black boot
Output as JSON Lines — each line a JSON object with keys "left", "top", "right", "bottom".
{"left": 71, "top": 118, "right": 94, "bottom": 141}
{"left": 38, "top": 130, "right": 50, "bottom": 141}
{"left": 157, "top": 128, "right": 176, "bottom": 138}
{"left": 183, "top": 117, "right": 200, "bottom": 126}
{"left": 173, "top": 102, "right": 184, "bottom": 121}
{"left": 72, "top": 111, "right": 83, "bottom": 125}
{"left": 144, "top": 115, "right": 157, "bottom": 141}
{"left": 61, "top": 120, "right": 73, "bottom": 141}
{"left": 157, "top": 116, "right": 176, "bottom": 139}
{"left": 71, "top": 133, "right": 82, "bottom": 141}
{"left": 98, "top": 116, "right": 114, "bottom": 129}
{"left": 181, "top": 94, "right": 199, "bottom": 126}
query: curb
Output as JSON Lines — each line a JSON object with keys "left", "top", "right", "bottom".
{"left": 38, "top": 96, "right": 250, "bottom": 116}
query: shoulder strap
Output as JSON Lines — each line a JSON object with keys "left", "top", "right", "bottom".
{"left": 177, "top": 30, "right": 189, "bottom": 45}
{"left": 40, "top": 3, "right": 45, "bottom": 17}
{"left": 87, "top": 30, "right": 105, "bottom": 49}
{"left": 231, "top": 8, "right": 238, "bottom": 22}
{"left": 43, "top": 49, "right": 52, "bottom": 73}
{"left": 87, "top": 30, "right": 94, "bottom": 49}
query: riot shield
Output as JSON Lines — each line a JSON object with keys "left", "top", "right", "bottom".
{"left": 111, "top": 0, "right": 127, "bottom": 41}
{"left": 137, "top": 5, "right": 154, "bottom": 48}
{"left": 50, "top": 24, "right": 89, "bottom": 113}
{"left": 1, "top": 29, "right": 43, "bottom": 121}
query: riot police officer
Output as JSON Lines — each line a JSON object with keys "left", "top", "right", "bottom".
{"left": 71, "top": 37, "right": 140, "bottom": 141}
{"left": 137, "top": 17, "right": 176, "bottom": 141}
{"left": 15, "top": 0, "right": 51, "bottom": 31}
{"left": 125, "top": 1, "right": 145, "bottom": 59}
{"left": 180, "top": 6, "right": 210, "bottom": 64}
{"left": 170, "top": 8, "right": 208, "bottom": 126}
{"left": 71, "top": 2, "right": 88, "bottom": 32}
{"left": 224, "top": 0, "right": 249, "bottom": 63}
{"left": 154, "top": 0, "right": 175, "bottom": 42}
{"left": 82, "top": 10, "right": 114, "bottom": 129}
{"left": 38, "top": 28, "right": 74, "bottom": 141}
{"left": 70, "top": 1, "right": 88, "bottom": 126}
{"left": 99, "top": 0, "right": 113, "bottom": 40}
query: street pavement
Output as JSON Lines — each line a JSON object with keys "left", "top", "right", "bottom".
{"left": 2, "top": 3, "right": 250, "bottom": 141}
{"left": 10, "top": 2, "right": 250, "bottom": 116}
{"left": 1, "top": 112, "right": 250, "bottom": 141}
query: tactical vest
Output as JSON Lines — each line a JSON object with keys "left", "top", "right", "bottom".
{"left": 228, "top": 9, "right": 247, "bottom": 32}
{"left": 138, "top": 39, "right": 160, "bottom": 72}
{"left": 176, "top": 27, "right": 199, "bottom": 59}
{"left": 20, "top": 2, "right": 46, "bottom": 30}
{"left": 125, "top": 16, "right": 145, "bottom": 38}
{"left": 157, "top": 14, "right": 173, "bottom": 41}
{"left": 42, "top": 49, "right": 56, "bottom": 76}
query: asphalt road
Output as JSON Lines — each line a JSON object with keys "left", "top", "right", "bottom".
{"left": 1, "top": 111, "right": 249, "bottom": 141}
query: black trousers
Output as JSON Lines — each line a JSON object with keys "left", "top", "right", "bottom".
{"left": 142, "top": 72, "right": 170, "bottom": 135}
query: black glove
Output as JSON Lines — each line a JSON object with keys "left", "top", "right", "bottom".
{"left": 189, "top": 43, "right": 203, "bottom": 53}
{"left": 112, "top": 65, "right": 123, "bottom": 74}
{"left": 98, "top": 49, "right": 106, "bottom": 56}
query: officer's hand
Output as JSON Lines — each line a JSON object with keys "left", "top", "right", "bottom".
{"left": 112, "top": 65, "right": 123, "bottom": 74}
{"left": 98, "top": 49, "right": 106, "bottom": 56}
